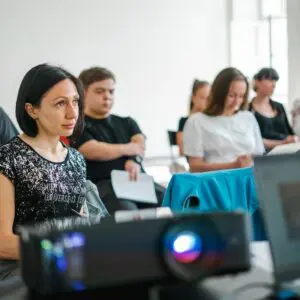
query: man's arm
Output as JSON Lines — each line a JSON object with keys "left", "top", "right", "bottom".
{"left": 0, "top": 174, "right": 20, "bottom": 260}
{"left": 0, "top": 108, "right": 18, "bottom": 146}
{"left": 78, "top": 140, "right": 144, "bottom": 161}
{"left": 131, "top": 134, "right": 145, "bottom": 148}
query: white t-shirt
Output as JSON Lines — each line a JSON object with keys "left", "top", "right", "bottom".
{"left": 183, "top": 111, "right": 265, "bottom": 163}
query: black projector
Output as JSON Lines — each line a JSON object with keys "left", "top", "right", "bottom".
{"left": 19, "top": 212, "right": 251, "bottom": 295}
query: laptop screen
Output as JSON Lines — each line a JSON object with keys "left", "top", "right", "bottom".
{"left": 254, "top": 153, "right": 300, "bottom": 284}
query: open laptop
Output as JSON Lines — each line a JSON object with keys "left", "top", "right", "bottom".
{"left": 254, "top": 153, "right": 300, "bottom": 294}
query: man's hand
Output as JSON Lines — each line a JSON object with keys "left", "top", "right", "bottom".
{"left": 125, "top": 160, "right": 141, "bottom": 181}
{"left": 123, "top": 142, "right": 145, "bottom": 157}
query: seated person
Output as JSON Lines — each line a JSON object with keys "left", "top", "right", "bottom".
{"left": 176, "top": 80, "right": 210, "bottom": 156}
{"left": 249, "top": 68, "right": 297, "bottom": 151}
{"left": 0, "top": 107, "right": 18, "bottom": 146}
{"left": 0, "top": 64, "right": 89, "bottom": 279}
{"left": 74, "top": 67, "right": 165, "bottom": 214}
{"left": 184, "top": 67, "right": 265, "bottom": 173}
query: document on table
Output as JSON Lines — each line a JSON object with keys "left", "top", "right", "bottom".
{"left": 111, "top": 170, "right": 158, "bottom": 204}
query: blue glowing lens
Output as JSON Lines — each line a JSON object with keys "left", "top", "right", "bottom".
{"left": 170, "top": 231, "right": 202, "bottom": 263}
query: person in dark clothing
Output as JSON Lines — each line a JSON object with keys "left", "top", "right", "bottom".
{"left": 0, "top": 64, "right": 88, "bottom": 279}
{"left": 0, "top": 107, "right": 18, "bottom": 146}
{"left": 176, "top": 80, "right": 210, "bottom": 155}
{"left": 250, "top": 68, "right": 297, "bottom": 150}
{"left": 74, "top": 67, "right": 165, "bottom": 214}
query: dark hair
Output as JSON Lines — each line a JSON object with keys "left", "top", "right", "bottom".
{"left": 79, "top": 67, "right": 116, "bottom": 90}
{"left": 253, "top": 67, "right": 279, "bottom": 81}
{"left": 203, "top": 67, "right": 249, "bottom": 116}
{"left": 253, "top": 67, "right": 279, "bottom": 92}
{"left": 16, "top": 64, "right": 85, "bottom": 143}
{"left": 189, "top": 79, "right": 209, "bottom": 112}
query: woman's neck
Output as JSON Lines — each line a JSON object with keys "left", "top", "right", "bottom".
{"left": 222, "top": 108, "right": 236, "bottom": 116}
{"left": 253, "top": 94, "right": 270, "bottom": 105}
{"left": 20, "top": 133, "right": 62, "bottom": 155}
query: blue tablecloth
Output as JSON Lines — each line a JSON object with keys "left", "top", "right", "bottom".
{"left": 162, "top": 168, "right": 266, "bottom": 241}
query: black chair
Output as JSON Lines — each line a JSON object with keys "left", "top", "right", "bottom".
{"left": 167, "top": 130, "right": 177, "bottom": 164}
{"left": 167, "top": 130, "right": 187, "bottom": 174}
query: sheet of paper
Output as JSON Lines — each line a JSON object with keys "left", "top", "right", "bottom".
{"left": 111, "top": 170, "right": 158, "bottom": 204}
{"left": 267, "top": 142, "right": 300, "bottom": 156}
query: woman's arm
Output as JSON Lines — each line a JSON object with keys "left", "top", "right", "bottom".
{"left": 263, "top": 138, "right": 288, "bottom": 150}
{"left": 262, "top": 103, "right": 296, "bottom": 150}
{"left": 188, "top": 157, "right": 238, "bottom": 173}
{"left": 279, "top": 102, "right": 295, "bottom": 135}
{"left": 0, "top": 174, "right": 19, "bottom": 260}
{"left": 176, "top": 131, "right": 184, "bottom": 156}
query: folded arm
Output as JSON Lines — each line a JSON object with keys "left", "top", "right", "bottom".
{"left": 0, "top": 174, "right": 19, "bottom": 260}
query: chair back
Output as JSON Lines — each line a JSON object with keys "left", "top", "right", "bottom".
{"left": 167, "top": 130, "right": 177, "bottom": 146}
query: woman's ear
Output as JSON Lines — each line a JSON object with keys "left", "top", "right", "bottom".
{"left": 25, "top": 103, "right": 39, "bottom": 120}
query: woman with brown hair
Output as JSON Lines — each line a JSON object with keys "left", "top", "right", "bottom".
{"left": 176, "top": 79, "right": 210, "bottom": 155}
{"left": 183, "top": 67, "right": 265, "bottom": 173}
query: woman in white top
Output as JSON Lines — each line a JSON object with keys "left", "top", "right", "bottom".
{"left": 184, "top": 67, "right": 265, "bottom": 172}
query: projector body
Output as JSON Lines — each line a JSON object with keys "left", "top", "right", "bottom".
{"left": 19, "top": 212, "right": 251, "bottom": 295}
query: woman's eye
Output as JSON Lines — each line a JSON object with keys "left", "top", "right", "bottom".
{"left": 73, "top": 99, "right": 79, "bottom": 106}
{"left": 56, "top": 101, "right": 65, "bottom": 107}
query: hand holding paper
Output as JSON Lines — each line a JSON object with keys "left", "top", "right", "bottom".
{"left": 124, "top": 159, "right": 141, "bottom": 181}
{"left": 111, "top": 170, "right": 158, "bottom": 204}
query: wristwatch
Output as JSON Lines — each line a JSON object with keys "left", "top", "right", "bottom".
{"left": 135, "top": 155, "right": 143, "bottom": 164}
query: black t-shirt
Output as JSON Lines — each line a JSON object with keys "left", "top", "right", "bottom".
{"left": 178, "top": 116, "right": 188, "bottom": 132}
{"left": 74, "top": 114, "right": 143, "bottom": 183}
{"left": 249, "top": 100, "right": 294, "bottom": 140}
{"left": 0, "top": 107, "right": 18, "bottom": 147}
{"left": 0, "top": 137, "right": 86, "bottom": 232}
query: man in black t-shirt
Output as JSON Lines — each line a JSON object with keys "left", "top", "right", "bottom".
{"left": 0, "top": 107, "right": 18, "bottom": 147}
{"left": 74, "top": 67, "right": 164, "bottom": 213}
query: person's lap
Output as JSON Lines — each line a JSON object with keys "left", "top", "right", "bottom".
{"left": 95, "top": 179, "right": 165, "bottom": 214}
{"left": 0, "top": 260, "right": 20, "bottom": 281}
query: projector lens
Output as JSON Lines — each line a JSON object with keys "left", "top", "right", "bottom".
{"left": 170, "top": 231, "right": 202, "bottom": 263}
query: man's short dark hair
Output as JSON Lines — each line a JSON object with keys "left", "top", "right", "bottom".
{"left": 16, "top": 64, "right": 85, "bottom": 143}
{"left": 79, "top": 67, "right": 116, "bottom": 90}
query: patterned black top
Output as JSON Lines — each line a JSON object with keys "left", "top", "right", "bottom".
{"left": 0, "top": 137, "right": 86, "bottom": 232}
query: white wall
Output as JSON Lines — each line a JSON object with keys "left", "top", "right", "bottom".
{"left": 0, "top": 0, "right": 229, "bottom": 157}
{"left": 287, "top": 0, "right": 300, "bottom": 106}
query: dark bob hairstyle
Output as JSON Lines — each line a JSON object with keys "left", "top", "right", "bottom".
{"left": 15, "top": 64, "right": 84, "bottom": 143}
{"left": 253, "top": 67, "right": 279, "bottom": 81}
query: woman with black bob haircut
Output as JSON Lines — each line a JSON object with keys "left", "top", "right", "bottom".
{"left": 0, "top": 64, "right": 88, "bottom": 272}
{"left": 183, "top": 67, "right": 265, "bottom": 172}
{"left": 249, "top": 67, "right": 297, "bottom": 150}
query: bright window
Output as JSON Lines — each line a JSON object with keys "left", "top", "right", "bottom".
{"left": 230, "top": 0, "right": 288, "bottom": 104}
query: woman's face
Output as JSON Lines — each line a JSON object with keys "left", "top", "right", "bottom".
{"left": 255, "top": 79, "right": 276, "bottom": 97}
{"left": 26, "top": 79, "right": 80, "bottom": 137}
{"left": 192, "top": 84, "right": 210, "bottom": 112}
{"left": 224, "top": 80, "right": 247, "bottom": 115}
